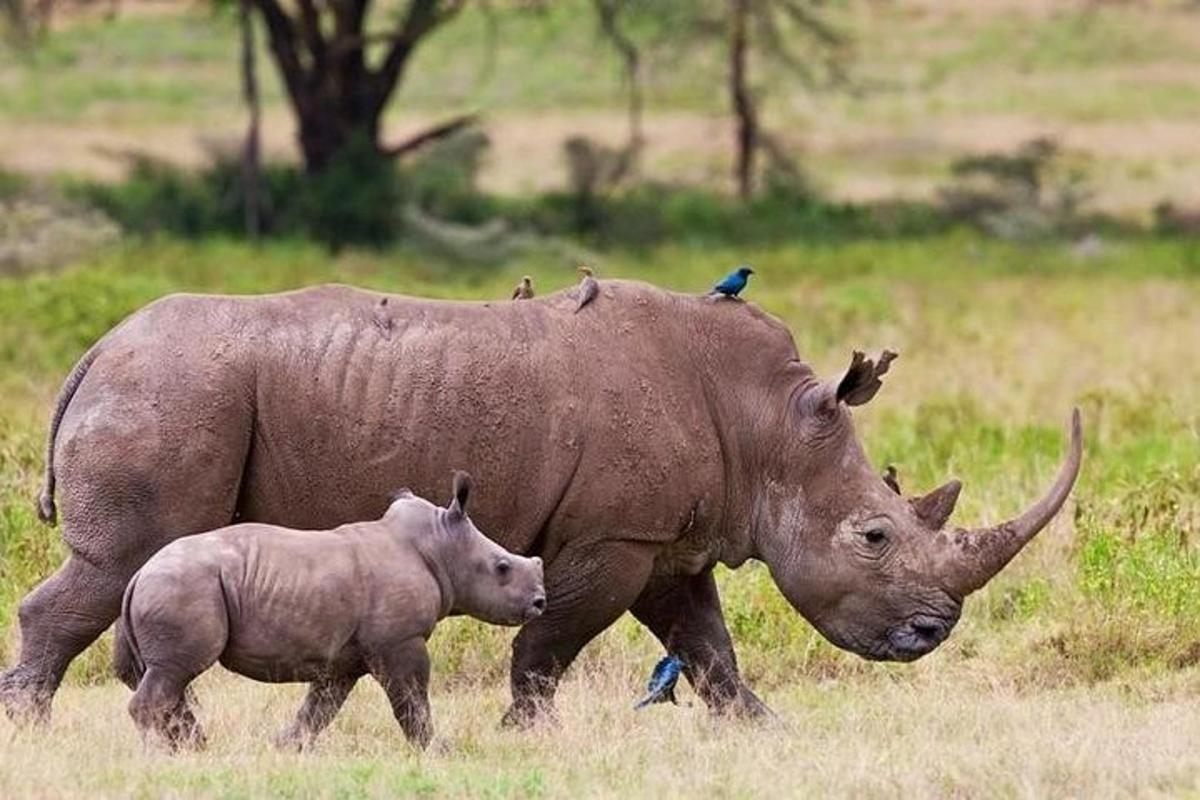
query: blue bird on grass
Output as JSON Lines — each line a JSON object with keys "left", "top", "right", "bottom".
{"left": 634, "top": 654, "right": 684, "bottom": 709}
{"left": 708, "top": 265, "right": 754, "bottom": 299}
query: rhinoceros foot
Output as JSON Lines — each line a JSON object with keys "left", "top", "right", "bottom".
{"left": 500, "top": 696, "right": 560, "bottom": 730}
{"left": 0, "top": 665, "right": 54, "bottom": 726}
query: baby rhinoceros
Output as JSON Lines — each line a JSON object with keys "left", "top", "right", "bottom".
{"left": 113, "top": 471, "right": 545, "bottom": 751}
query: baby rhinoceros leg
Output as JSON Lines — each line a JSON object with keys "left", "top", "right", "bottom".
{"left": 276, "top": 675, "right": 358, "bottom": 752}
{"left": 129, "top": 668, "right": 208, "bottom": 752}
{"left": 124, "top": 572, "right": 228, "bottom": 752}
{"left": 366, "top": 638, "right": 432, "bottom": 749}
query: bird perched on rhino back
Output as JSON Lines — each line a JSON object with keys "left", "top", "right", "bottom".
{"left": 634, "top": 654, "right": 684, "bottom": 709}
{"left": 512, "top": 276, "right": 535, "bottom": 300}
{"left": 574, "top": 265, "right": 599, "bottom": 313}
{"left": 708, "top": 265, "right": 754, "bottom": 299}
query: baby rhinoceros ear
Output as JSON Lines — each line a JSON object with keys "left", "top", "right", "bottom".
{"left": 448, "top": 470, "right": 473, "bottom": 520}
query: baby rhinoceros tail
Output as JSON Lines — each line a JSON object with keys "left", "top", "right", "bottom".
{"left": 113, "top": 577, "right": 146, "bottom": 691}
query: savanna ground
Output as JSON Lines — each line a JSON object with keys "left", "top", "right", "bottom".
{"left": 3, "top": 0, "right": 1200, "bottom": 797}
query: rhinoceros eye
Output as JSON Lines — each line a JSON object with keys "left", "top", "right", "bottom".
{"left": 862, "top": 528, "right": 888, "bottom": 546}
{"left": 496, "top": 559, "right": 512, "bottom": 578}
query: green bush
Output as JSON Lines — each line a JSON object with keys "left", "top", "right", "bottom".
{"left": 68, "top": 143, "right": 967, "bottom": 252}
{"left": 71, "top": 135, "right": 405, "bottom": 249}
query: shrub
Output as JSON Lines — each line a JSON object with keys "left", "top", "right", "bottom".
{"left": 939, "top": 137, "right": 1095, "bottom": 240}
{"left": 72, "top": 135, "right": 406, "bottom": 249}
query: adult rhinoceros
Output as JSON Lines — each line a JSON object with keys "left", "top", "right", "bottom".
{"left": 0, "top": 280, "right": 1082, "bottom": 724}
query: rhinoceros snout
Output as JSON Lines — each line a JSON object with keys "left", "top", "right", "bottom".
{"left": 525, "top": 594, "right": 547, "bottom": 621}
{"left": 887, "top": 614, "right": 956, "bottom": 661}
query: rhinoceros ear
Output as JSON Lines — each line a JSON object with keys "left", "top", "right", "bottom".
{"left": 836, "top": 350, "right": 898, "bottom": 407}
{"left": 911, "top": 479, "right": 962, "bottom": 530}
{"left": 448, "top": 470, "right": 472, "bottom": 519}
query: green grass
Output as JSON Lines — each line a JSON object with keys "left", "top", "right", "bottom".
{"left": 1, "top": 232, "right": 1198, "bottom": 684}
{"left": 0, "top": 12, "right": 254, "bottom": 124}
{"left": 922, "top": 7, "right": 1200, "bottom": 79}
{"left": 0, "top": 233, "right": 1198, "bottom": 794}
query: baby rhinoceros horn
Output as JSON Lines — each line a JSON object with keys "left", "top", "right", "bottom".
{"left": 939, "top": 409, "right": 1083, "bottom": 597}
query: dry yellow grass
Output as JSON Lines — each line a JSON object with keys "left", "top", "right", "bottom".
{"left": 5, "top": 659, "right": 1200, "bottom": 798}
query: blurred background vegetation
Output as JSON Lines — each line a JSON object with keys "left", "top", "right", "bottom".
{"left": 1, "top": 0, "right": 1199, "bottom": 715}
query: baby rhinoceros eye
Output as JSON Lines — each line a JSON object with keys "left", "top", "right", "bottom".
{"left": 496, "top": 559, "right": 512, "bottom": 579}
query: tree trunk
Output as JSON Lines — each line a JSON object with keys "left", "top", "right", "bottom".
{"left": 730, "top": 0, "right": 757, "bottom": 200}
{"left": 593, "top": 0, "right": 643, "bottom": 181}
{"left": 295, "top": 104, "right": 379, "bottom": 175}
{"left": 250, "top": 0, "right": 454, "bottom": 175}
{"left": 239, "top": 0, "right": 262, "bottom": 238}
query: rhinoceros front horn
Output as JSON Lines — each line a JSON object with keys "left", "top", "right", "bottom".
{"left": 942, "top": 409, "right": 1083, "bottom": 597}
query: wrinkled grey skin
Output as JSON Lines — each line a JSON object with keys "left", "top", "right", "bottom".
{"left": 114, "top": 472, "right": 545, "bottom": 750}
{"left": 1, "top": 280, "right": 1082, "bottom": 726}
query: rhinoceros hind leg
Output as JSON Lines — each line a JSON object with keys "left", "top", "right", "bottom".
{"left": 276, "top": 675, "right": 358, "bottom": 751}
{"left": 502, "top": 541, "right": 655, "bottom": 729}
{"left": 630, "top": 569, "right": 772, "bottom": 720}
{"left": 0, "top": 555, "right": 130, "bottom": 724}
{"left": 2, "top": 392, "right": 249, "bottom": 725}
{"left": 129, "top": 668, "right": 207, "bottom": 752}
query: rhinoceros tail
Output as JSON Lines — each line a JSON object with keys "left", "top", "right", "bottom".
{"left": 37, "top": 343, "right": 103, "bottom": 525}
{"left": 113, "top": 574, "right": 146, "bottom": 690}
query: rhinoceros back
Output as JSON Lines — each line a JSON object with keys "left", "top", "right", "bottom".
{"left": 48, "top": 281, "right": 792, "bottom": 560}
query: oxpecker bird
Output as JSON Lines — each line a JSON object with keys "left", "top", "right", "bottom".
{"left": 708, "top": 265, "right": 754, "bottom": 299}
{"left": 512, "top": 275, "right": 535, "bottom": 300}
{"left": 883, "top": 465, "right": 901, "bottom": 494}
{"left": 574, "top": 265, "right": 599, "bottom": 313}
{"left": 634, "top": 654, "right": 684, "bottom": 709}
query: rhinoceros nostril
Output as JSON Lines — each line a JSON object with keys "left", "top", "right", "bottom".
{"left": 531, "top": 596, "right": 546, "bottom": 612}
{"left": 913, "top": 623, "right": 942, "bottom": 641}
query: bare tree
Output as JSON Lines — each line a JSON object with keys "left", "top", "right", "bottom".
{"left": 730, "top": 0, "right": 757, "bottom": 198}
{"left": 585, "top": 0, "right": 849, "bottom": 200}
{"left": 728, "top": 0, "right": 849, "bottom": 198}
{"left": 591, "top": 0, "right": 644, "bottom": 180}
{"left": 249, "top": 0, "right": 475, "bottom": 173}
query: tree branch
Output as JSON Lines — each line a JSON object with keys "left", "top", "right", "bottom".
{"left": 371, "top": 0, "right": 466, "bottom": 115}
{"left": 591, "top": 0, "right": 644, "bottom": 176}
{"left": 249, "top": 0, "right": 311, "bottom": 114}
{"left": 381, "top": 112, "right": 479, "bottom": 159}
{"left": 239, "top": 0, "right": 263, "bottom": 238}
{"left": 295, "top": 0, "right": 326, "bottom": 70}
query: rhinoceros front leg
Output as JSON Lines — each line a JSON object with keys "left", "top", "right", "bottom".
{"left": 630, "top": 569, "right": 772, "bottom": 719}
{"left": 368, "top": 638, "right": 433, "bottom": 749}
{"left": 502, "top": 540, "right": 656, "bottom": 728}
{"left": 276, "top": 675, "right": 358, "bottom": 751}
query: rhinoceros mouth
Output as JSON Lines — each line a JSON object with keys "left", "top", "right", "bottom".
{"left": 882, "top": 612, "right": 958, "bottom": 662}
